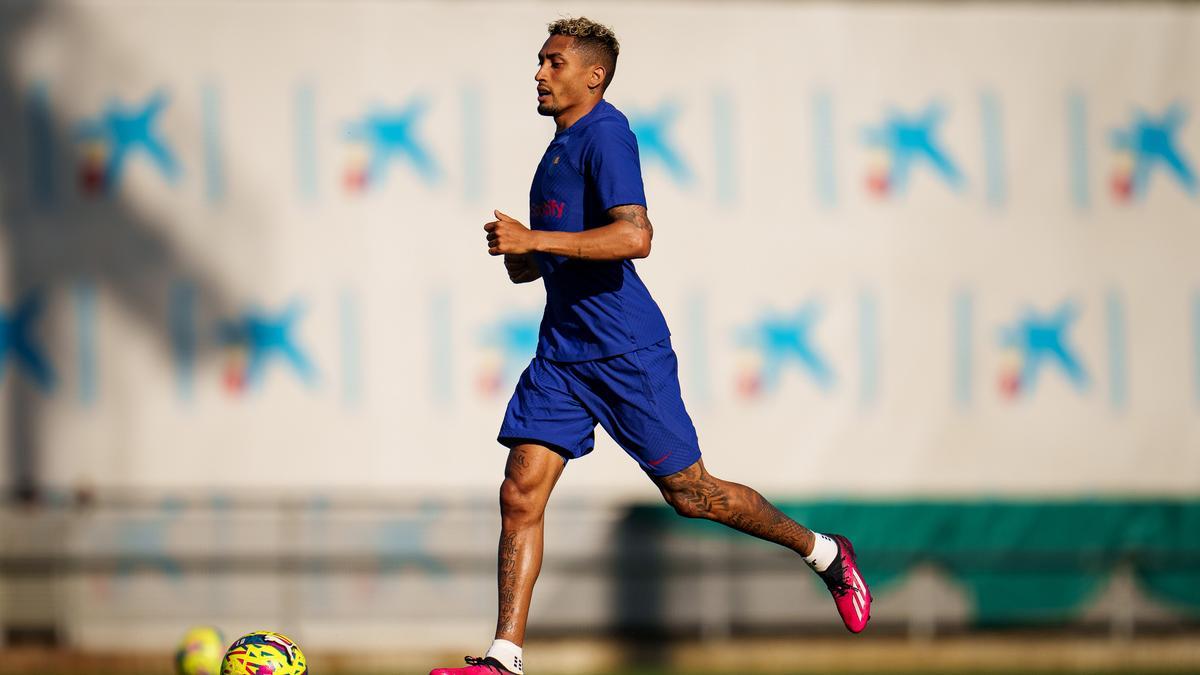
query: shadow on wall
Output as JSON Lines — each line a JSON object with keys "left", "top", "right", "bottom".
{"left": 612, "top": 506, "right": 670, "bottom": 667}
{"left": 0, "top": 1, "right": 252, "bottom": 504}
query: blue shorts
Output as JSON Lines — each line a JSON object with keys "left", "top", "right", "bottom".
{"left": 498, "top": 338, "right": 702, "bottom": 477}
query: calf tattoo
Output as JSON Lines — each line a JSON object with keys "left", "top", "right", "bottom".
{"left": 659, "top": 463, "right": 816, "bottom": 555}
{"left": 496, "top": 531, "right": 520, "bottom": 636}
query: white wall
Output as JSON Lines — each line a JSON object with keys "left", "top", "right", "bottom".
{"left": 0, "top": 1, "right": 1197, "bottom": 498}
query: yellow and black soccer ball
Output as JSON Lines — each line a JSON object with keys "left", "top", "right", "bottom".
{"left": 175, "top": 626, "right": 225, "bottom": 675}
{"left": 220, "top": 631, "right": 307, "bottom": 675}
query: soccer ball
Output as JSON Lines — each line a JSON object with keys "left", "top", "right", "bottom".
{"left": 175, "top": 626, "right": 225, "bottom": 675}
{"left": 221, "top": 631, "right": 308, "bottom": 675}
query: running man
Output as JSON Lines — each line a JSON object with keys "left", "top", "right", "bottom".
{"left": 432, "top": 17, "right": 871, "bottom": 675}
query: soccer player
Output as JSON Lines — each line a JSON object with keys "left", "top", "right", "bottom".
{"left": 431, "top": 17, "right": 871, "bottom": 675}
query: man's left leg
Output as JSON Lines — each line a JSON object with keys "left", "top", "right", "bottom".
{"left": 652, "top": 459, "right": 815, "bottom": 553}
{"left": 651, "top": 459, "right": 872, "bottom": 633}
{"left": 575, "top": 339, "right": 871, "bottom": 633}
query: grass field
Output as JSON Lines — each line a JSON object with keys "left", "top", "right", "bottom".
{"left": 4, "top": 635, "right": 1200, "bottom": 675}
{"left": 2, "top": 662, "right": 1200, "bottom": 667}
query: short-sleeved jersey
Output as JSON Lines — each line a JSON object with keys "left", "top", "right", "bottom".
{"left": 528, "top": 99, "right": 671, "bottom": 362}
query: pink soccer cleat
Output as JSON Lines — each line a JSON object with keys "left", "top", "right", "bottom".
{"left": 430, "top": 656, "right": 517, "bottom": 675}
{"left": 818, "top": 534, "right": 872, "bottom": 633}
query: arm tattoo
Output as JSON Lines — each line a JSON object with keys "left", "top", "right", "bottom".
{"left": 608, "top": 204, "right": 653, "bottom": 239}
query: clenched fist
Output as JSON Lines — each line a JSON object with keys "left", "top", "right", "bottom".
{"left": 504, "top": 254, "right": 541, "bottom": 284}
{"left": 485, "top": 210, "right": 538, "bottom": 256}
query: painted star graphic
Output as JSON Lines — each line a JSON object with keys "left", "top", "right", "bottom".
{"left": 999, "top": 302, "right": 1089, "bottom": 393}
{"left": 218, "top": 301, "right": 317, "bottom": 390}
{"left": 345, "top": 98, "right": 440, "bottom": 187}
{"left": 0, "top": 293, "right": 56, "bottom": 391}
{"left": 1111, "top": 102, "right": 1198, "bottom": 199}
{"left": 111, "top": 497, "right": 185, "bottom": 581}
{"left": 482, "top": 312, "right": 540, "bottom": 377}
{"left": 374, "top": 504, "right": 447, "bottom": 577}
{"left": 76, "top": 90, "right": 180, "bottom": 193}
{"left": 740, "top": 303, "right": 834, "bottom": 391}
{"left": 864, "top": 103, "right": 964, "bottom": 193}
{"left": 628, "top": 101, "right": 693, "bottom": 185}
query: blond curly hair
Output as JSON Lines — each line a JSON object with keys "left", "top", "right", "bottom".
{"left": 547, "top": 17, "right": 620, "bottom": 91}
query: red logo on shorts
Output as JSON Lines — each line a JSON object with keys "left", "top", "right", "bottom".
{"left": 647, "top": 451, "right": 672, "bottom": 468}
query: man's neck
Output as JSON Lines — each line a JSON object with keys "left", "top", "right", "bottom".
{"left": 554, "top": 96, "right": 602, "bottom": 132}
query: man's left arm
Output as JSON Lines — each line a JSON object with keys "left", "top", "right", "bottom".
{"left": 485, "top": 205, "right": 653, "bottom": 261}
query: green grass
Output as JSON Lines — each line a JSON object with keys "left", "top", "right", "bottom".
{"left": 7, "top": 662, "right": 1200, "bottom": 667}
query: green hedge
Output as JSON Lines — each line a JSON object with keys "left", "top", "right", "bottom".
{"left": 630, "top": 499, "right": 1200, "bottom": 623}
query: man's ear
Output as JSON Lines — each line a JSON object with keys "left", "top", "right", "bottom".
{"left": 590, "top": 65, "right": 606, "bottom": 92}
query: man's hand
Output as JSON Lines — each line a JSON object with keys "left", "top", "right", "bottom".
{"left": 504, "top": 253, "right": 542, "bottom": 284}
{"left": 485, "top": 210, "right": 539, "bottom": 256}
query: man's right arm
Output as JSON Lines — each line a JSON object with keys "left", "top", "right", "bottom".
{"left": 504, "top": 253, "right": 542, "bottom": 284}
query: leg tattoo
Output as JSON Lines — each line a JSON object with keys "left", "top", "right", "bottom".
{"left": 656, "top": 461, "right": 816, "bottom": 556}
{"left": 493, "top": 444, "right": 563, "bottom": 644}
{"left": 496, "top": 531, "right": 522, "bottom": 637}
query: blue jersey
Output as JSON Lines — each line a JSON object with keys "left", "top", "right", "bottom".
{"left": 528, "top": 99, "right": 671, "bottom": 362}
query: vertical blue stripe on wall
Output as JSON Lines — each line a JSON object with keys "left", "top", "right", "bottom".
{"left": 27, "top": 82, "right": 56, "bottom": 207}
{"left": 1105, "top": 291, "right": 1128, "bottom": 411}
{"left": 1194, "top": 292, "right": 1200, "bottom": 406}
{"left": 712, "top": 89, "right": 737, "bottom": 206}
{"left": 686, "top": 291, "right": 710, "bottom": 406}
{"left": 812, "top": 89, "right": 836, "bottom": 208}
{"left": 1068, "top": 91, "right": 1090, "bottom": 210}
{"left": 461, "top": 84, "right": 484, "bottom": 202}
{"left": 208, "top": 493, "right": 234, "bottom": 611}
{"left": 431, "top": 289, "right": 452, "bottom": 404}
{"left": 858, "top": 290, "right": 879, "bottom": 408}
{"left": 954, "top": 290, "right": 973, "bottom": 407}
{"left": 170, "top": 281, "right": 197, "bottom": 401}
{"left": 339, "top": 289, "right": 362, "bottom": 406}
{"left": 295, "top": 83, "right": 317, "bottom": 201}
{"left": 980, "top": 91, "right": 1006, "bottom": 208}
{"left": 74, "top": 281, "right": 97, "bottom": 405}
{"left": 202, "top": 83, "right": 225, "bottom": 203}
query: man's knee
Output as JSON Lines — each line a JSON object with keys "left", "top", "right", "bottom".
{"left": 500, "top": 476, "right": 544, "bottom": 527}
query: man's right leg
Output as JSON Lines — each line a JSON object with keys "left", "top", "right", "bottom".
{"left": 431, "top": 443, "right": 564, "bottom": 675}
{"left": 495, "top": 443, "right": 565, "bottom": 646}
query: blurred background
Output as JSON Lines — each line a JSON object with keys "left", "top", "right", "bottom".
{"left": 1, "top": 0, "right": 1199, "bottom": 673}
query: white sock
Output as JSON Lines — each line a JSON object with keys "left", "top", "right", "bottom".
{"left": 803, "top": 533, "right": 839, "bottom": 573}
{"left": 485, "top": 639, "right": 524, "bottom": 674}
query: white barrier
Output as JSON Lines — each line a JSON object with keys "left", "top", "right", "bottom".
{"left": 0, "top": 1, "right": 1196, "bottom": 498}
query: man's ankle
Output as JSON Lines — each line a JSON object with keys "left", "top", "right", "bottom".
{"left": 485, "top": 639, "right": 524, "bottom": 674}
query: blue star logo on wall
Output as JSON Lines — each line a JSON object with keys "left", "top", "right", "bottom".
{"left": 997, "top": 302, "right": 1089, "bottom": 400}
{"left": 346, "top": 502, "right": 449, "bottom": 601}
{"left": 736, "top": 302, "right": 833, "bottom": 397}
{"left": 76, "top": 90, "right": 180, "bottom": 195}
{"left": 477, "top": 312, "right": 540, "bottom": 396}
{"left": 343, "top": 98, "right": 441, "bottom": 192}
{"left": 81, "top": 497, "right": 187, "bottom": 600}
{"left": 863, "top": 102, "right": 964, "bottom": 197}
{"left": 1109, "top": 102, "right": 1197, "bottom": 202}
{"left": 114, "top": 497, "right": 184, "bottom": 581}
{"left": 628, "top": 101, "right": 693, "bottom": 185}
{"left": 0, "top": 293, "right": 56, "bottom": 392}
{"left": 217, "top": 301, "right": 317, "bottom": 394}
{"left": 373, "top": 502, "right": 447, "bottom": 577}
